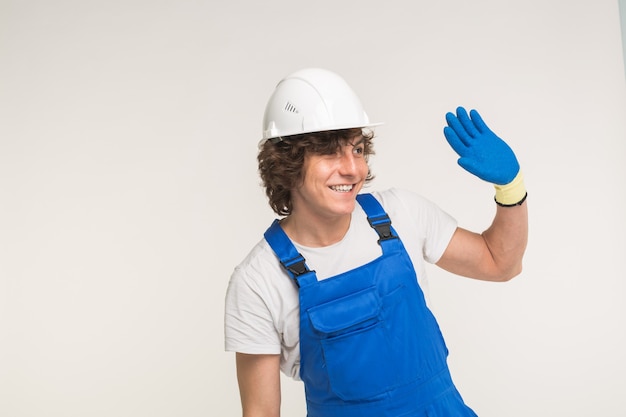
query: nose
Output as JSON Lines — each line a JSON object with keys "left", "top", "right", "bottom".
{"left": 338, "top": 150, "right": 359, "bottom": 177}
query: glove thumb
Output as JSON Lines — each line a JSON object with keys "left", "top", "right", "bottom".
{"left": 457, "top": 157, "right": 487, "bottom": 181}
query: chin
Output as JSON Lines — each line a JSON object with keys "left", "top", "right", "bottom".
{"left": 332, "top": 199, "right": 357, "bottom": 214}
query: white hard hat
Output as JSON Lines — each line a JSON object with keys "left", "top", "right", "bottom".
{"left": 261, "top": 68, "right": 382, "bottom": 142}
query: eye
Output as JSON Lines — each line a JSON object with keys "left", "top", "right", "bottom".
{"left": 353, "top": 144, "right": 365, "bottom": 155}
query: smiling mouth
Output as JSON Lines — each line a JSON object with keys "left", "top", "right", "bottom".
{"left": 329, "top": 184, "right": 354, "bottom": 192}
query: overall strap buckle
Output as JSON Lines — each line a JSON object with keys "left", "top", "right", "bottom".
{"left": 357, "top": 193, "right": 398, "bottom": 245}
{"left": 281, "top": 254, "right": 311, "bottom": 286}
{"left": 264, "top": 219, "right": 316, "bottom": 288}
{"left": 367, "top": 214, "right": 396, "bottom": 243}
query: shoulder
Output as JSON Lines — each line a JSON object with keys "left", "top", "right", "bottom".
{"left": 230, "top": 237, "right": 295, "bottom": 300}
{"left": 233, "top": 238, "right": 280, "bottom": 279}
{"left": 369, "top": 188, "right": 448, "bottom": 221}
{"left": 225, "top": 237, "right": 299, "bottom": 354}
{"left": 367, "top": 188, "right": 458, "bottom": 264}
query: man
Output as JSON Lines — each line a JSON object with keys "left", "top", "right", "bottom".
{"left": 225, "top": 68, "right": 528, "bottom": 416}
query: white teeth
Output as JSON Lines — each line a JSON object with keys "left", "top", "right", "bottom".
{"left": 330, "top": 184, "right": 353, "bottom": 192}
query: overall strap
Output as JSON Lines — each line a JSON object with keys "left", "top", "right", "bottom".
{"left": 356, "top": 193, "right": 399, "bottom": 248}
{"left": 263, "top": 219, "right": 317, "bottom": 288}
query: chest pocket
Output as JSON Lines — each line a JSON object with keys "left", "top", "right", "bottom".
{"left": 306, "top": 286, "right": 401, "bottom": 401}
{"left": 307, "top": 286, "right": 380, "bottom": 336}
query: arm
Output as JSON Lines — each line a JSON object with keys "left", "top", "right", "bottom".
{"left": 437, "top": 202, "right": 527, "bottom": 281}
{"left": 236, "top": 353, "right": 281, "bottom": 417}
{"left": 437, "top": 107, "right": 528, "bottom": 281}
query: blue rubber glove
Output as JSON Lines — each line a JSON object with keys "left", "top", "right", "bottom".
{"left": 443, "top": 107, "right": 519, "bottom": 185}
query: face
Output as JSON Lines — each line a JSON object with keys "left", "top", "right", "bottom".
{"left": 290, "top": 136, "right": 369, "bottom": 223}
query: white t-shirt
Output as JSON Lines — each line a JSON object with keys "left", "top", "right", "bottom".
{"left": 224, "top": 188, "right": 457, "bottom": 380}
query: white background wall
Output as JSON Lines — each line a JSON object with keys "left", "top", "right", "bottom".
{"left": 1, "top": 0, "right": 625, "bottom": 416}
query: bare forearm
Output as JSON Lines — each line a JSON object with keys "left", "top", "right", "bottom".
{"left": 437, "top": 200, "right": 528, "bottom": 282}
{"left": 481, "top": 201, "right": 528, "bottom": 280}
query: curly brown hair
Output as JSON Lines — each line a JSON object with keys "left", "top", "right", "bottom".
{"left": 258, "top": 128, "right": 376, "bottom": 216}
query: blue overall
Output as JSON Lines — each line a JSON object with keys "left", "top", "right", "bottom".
{"left": 264, "top": 194, "right": 478, "bottom": 417}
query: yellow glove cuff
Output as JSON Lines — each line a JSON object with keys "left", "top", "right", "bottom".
{"left": 494, "top": 171, "right": 527, "bottom": 206}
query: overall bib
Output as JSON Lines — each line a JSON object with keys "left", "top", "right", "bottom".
{"left": 264, "top": 194, "right": 477, "bottom": 417}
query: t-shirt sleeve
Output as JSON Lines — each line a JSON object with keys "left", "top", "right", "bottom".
{"left": 224, "top": 265, "right": 282, "bottom": 355}
{"left": 415, "top": 194, "right": 457, "bottom": 264}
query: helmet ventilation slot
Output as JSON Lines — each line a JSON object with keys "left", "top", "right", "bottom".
{"left": 284, "top": 102, "right": 299, "bottom": 114}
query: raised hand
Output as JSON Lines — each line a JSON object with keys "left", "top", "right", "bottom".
{"left": 443, "top": 107, "right": 519, "bottom": 185}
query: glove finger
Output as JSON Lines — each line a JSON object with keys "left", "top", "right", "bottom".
{"left": 443, "top": 126, "right": 468, "bottom": 156}
{"left": 456, "top": 106, "right": 479, "bottom": 138}
{"left": 469, "top": 109, "right": 493, "bottom": 134}
{"left": 445, "top": 111, "right": 471, "bottom": 146}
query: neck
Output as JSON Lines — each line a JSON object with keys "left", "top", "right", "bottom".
{"left": 281, "top": 213, "right": 351, "bottom": 247}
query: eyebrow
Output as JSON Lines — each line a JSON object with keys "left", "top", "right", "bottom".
{"left": 349, "top": 136, "right": 365, "bottom": 147}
